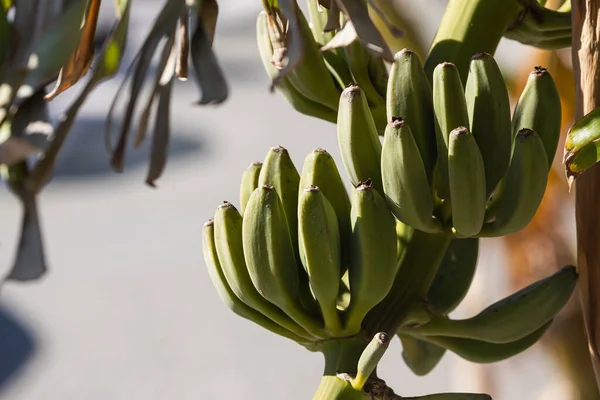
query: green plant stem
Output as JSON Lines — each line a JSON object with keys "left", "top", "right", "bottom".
{"left": 424, "top": 0, "right": 523, "bottom": 82}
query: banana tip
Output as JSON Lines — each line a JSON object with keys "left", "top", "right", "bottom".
{"left": 356, "top": 178, "right": 374, "bottom": 190}
{"left": 532, "top": 65, "right": 549, "bottom": 77}
{"left": 218, "top": 201, "right": 235, "bottom": 210}
{"left": 203, "top": 219, "right": 214, "bottom": 227}
{"left": 390, "top": 116, "right": 405, "bottom": 128}
{"left": 471, "top": 52, "right": 491, "bottom": 60}
{"left": 374, "top": 332, "right": 390, "bottom": 346}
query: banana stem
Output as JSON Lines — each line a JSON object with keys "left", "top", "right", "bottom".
{"left": 424, "top": 0, "right": 523, "bottom": 82}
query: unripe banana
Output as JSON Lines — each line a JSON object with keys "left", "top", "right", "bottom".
{"left": 407, "top": 266, "right": 576, "bottom": 344}
{"left": 413, "top": 320, "right": 551, "bottom": 364}
{"left": 381, "top": 117, "right": 440, "bottom": 233}
{"left": 432, "top": 62, "right": 470, "bottom": 199}
{"left": 480, "top": 128, "right": 548, "bottom": 237}
{"left": 240, "top": 162, "right": 262, "bottom": 215}
{"left": 345, "top": 181, "right": 398, "bottom": 334}
{"left": 427, "top": 238, "right": 479, "bottom": 316}
{"left": 265, "top": 7, "right": 341, "bottom": 111}
{"left": 464, "top": 52, "right": 512, "bottom": 196}
{"left": 447, "top": 127, "right": 486, "bottom": 237}
{"left": 213, "top": 202, "right": 316, "bottom": 341}
{"left": 337, "top": 84, "right": 383, "bottom": 193}
{"left": 202, "top": 219, "right": 310, "bottom": 345}
{"left": 298, "top": 186, "right": 343, "bottom": 335}
{"left": 299, "top": 148, "right": 352, "bottom": 273}
{"left": 256, "top": 11, "right": 337, "bottom": 123}
{"left": 564, "top": 105, "right": 600, "bottom": 185}
{"left": 351, "top": 332, "right": 391, "bottom": 391}
{"left": 242, "top": 185, "right": 324, "bottom": 338}
{"left": 399, "top": 335, "right": 446, "bottom": 376}
{"left": 512, "top": 66, "right": 561, "bottom": 168}
{"left": 387, "top": 48, "right": 437, "bottom": 179}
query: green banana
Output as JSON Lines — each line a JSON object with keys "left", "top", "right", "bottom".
{"left": 351, "top": 332, "right": 390, "bottom": 391}
{"left": 387, "top": 48, "right": 437, "bottom": 179}
{"left": 399, "top": 335, "right": 446, "bottom": 376}
{"left": 264, "top": 6, "right": 341, "bottom": 111}
{"left": 256, "top": 11, "right": 337, "bottom": 124}
{"left": 343, "top": 38, "right": 386, "bottom": 108}
{"left": 345, "top": 181, "right": 398, "bottom": 335}
{"left": 213, "top": 202, "right": 316, "bottom": 341}
{"left": 480, "top": 128, "right": 548, "bottom": 237}
{"left": 564, "top": 105, "right": 600, "bottom": 184}
{"left": 202, "top": 219, "right": 311, "bottom": 345}
{"left": 242, "top": 185, "right": 325, "bottom": 338}
{"left": 298, "top": 186, "right": 343, "bottom": 335}
{"left": 381, "top": 117, "right": 441, "bottom": 233}
{"left": 512, "top": 66, "right": 561, "bottom": 168}
{"left": 447, "top": 127, "right": 486, "bottom": 237}
{"left": 240, "top": 161, "right": 262, "bottom": 215}
{"left": 413, "top": 320, "right": 551, "bottom": 364}
{"left": 432, "top": 62, "right": 470, "bottom": 199}
{"left": 405, "top": 265, "right": 576, "bottom": 344}
{"left": 299, "top": 148, "right": 352, "bottom": 273}
{"left": 427, "top": 238, "right": 479, "bottom": 316}
{"left": 464, "top": 52, "right": 512, "bottom": 196}
{"left": 337, "top": 84, "right": 383, "bottom": 193}
{"left": 403, "top": 393, "right": 491, "bottom": 400}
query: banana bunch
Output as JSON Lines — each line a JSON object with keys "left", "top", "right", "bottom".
{"left": 350, "top": 51, "right": 563, "bottom": 238}
{"left": 256, "top": 0, "right": 388, "bottom": 130}
{"left": 203, "top": 145, "right": 400, "bottom": 345}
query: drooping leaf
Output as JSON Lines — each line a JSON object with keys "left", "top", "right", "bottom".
{"left": 176, "top": 6, "right": 190, "bottom": 80}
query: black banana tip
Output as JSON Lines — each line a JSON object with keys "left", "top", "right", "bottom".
{"left": 472, "top": 52, "right": 491, "bottom": 60}
{"left": 261, "top": 184, "right": 275, "bottom": 191}
{"left": 390, "top": 116, "right": 405, "bottom": 128}
{"left": 374, "top": 332, "right": 390, "bottom": 345}
{"left": 450, "top": 126, "right": 470, "bottom": 137}
{"left": 342, "top": 83, "right": 361, "bottom": 96}
{"left": 204, "top": 219, "right": 214, "bottom": 227}
{"left": 394, "top": 48, "right": 414, "bottom": 60}
{"left": 304, "top": 185, "right": 320, "bottom": 193}
{"left": 218, "top": 201, "right": 235, "bottom": 210}
{"left": 516, "top": 128, "right": 536, "bottom": 141}
{"left": 356, "top": 178, "right": 374, "bottom": 190}
{"left": 532, "top": 65, "right": 549, "bottom": 77}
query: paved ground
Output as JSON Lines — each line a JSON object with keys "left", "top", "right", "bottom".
{"left": 0, "top": 1, "right": 570, "bottom": 399}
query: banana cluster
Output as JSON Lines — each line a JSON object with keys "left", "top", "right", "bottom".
{"left": 203, "top": 146, "right": 400, "bottom": 345}
{"left": 256, "top": 0, "right": 388, "bottom": 130}
{"left": 337, "top": 51, "right": 562, "bottom": 238}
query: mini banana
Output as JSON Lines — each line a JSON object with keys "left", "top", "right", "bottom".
{"left": 240, "top": 161, "right": 262, "bottom": 215}
{"left": 412, "top": 320, "right": 551, "bottom": 364}
{"left": 399, "top": 335, "right": 446, "bottom": 376}
{"left": 512, "top": 66, "right": 561, "bottom": 168}
{"left": 351, "top": 332, "right": 390, "bottom": 391}
{"left": 480, "top": 128, "right": 548, "bottom": 237}
{"left": 343, "top": 38, "right": 387, "bottom": 110}
{"left": 432, "top": 62, "right": 470, "bottom": 199}
{"left": 345, "top": 180, "right": 398, "bottom": 335}
{"left": 213, "top": 202, "right": 316, "bottom": 341}
{"left": 564, "top": 105, "right": 600, "bottom": 185}
{"left": 256, "top": 11, "right": 337, "bottom": 123}
{"left": 464, "top": 52, "right": 512, "bottom": 196}
{"left": 298, "top": 186, "right": 343, "bottom": 335}
{"left": 427, "top": 238, "right": 479, "bottom": 316}
{"left": 387, "top": 48, "right": 437, "bottom": 179}
{"left": 202, "top": 219, "right": 311, "bottom": 345}
{"left": 381, "top": 117, "right": 440, "bottom": 233}
{"left": 242, "top": 185, "right": 324, "bottom": 338}
{"left": 337, "top": 84, "right": 383, "bottom": 193}
{"left": 299, "top": 148, "right": 352, "bottom": 272}
{"left": 447, "top": 127, "right": 486, "bottom": 237}
{"left": 406, "top": 266, "right": 576, "bottom": 344}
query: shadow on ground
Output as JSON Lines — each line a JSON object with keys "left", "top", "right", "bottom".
{"left": 0, "top": 307, "right": 36, "bottom": 389}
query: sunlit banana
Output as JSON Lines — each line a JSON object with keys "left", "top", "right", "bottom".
{"left": 399, "top": 335, "right": 446, "bottom": 376}
{"left": 564, "top": 105, "right": 600, "bottom": 184}
{"left": 299, "top": 148, "right": 352, "bottom": 271}
{"left": 298, "top": 186, "right": 343, "bottom": 335}
{"left": 427, "top": 238, "right": 479, "bottom": 316}
{"left": 447, "top": 127, "right": 486, "bottom": 237}
{"left": 351, "top": 332, "right": 390, "bottom": 391}
{"left": 256, "top": 11, "right": 337, "bottom": 123}
{"left": 240, "top": 161, "right": 262, "bottom": 214}
{"left": 381, "top": 117, "right": 440, "bottom": 233}
{"left": 480, "top": 128, "right": 548, "bottom": 237}
{"left": 464, "top": 52, "right": 512, "bottom": 196}
{"left": 213, "top": 202, "right": 316, "bottom": 341}
{"left": 387, "top": 48, "right": 437, "bottom": 179}
{"left": 337, "top": 84, "right": 383, "bottom": 193}
{"left": 405, "top": 265, "right": 576, "bottom": 344}
{"left": 242, "top": 185, "right": 325, "bottom": 338}
{"left": 512, "top": 65, "right": 561, "bottom": 168}
{"left": 411, "top": 320, "right": 551, "bottom": 364}
{"left": 344, "top": 181, "right": 398, "bottom": 334}
{"left": 202, "top": 219, "right": 312, "bottom": 345}
{"left": 432, "top": 62, "right": 470, "bottom": 199}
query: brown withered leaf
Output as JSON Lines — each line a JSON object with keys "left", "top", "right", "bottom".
{"left": 175, "top": 6, "right": 189, "bottom": 81}
{"left": 321, "top": 20, "right": 358, "bottom": 51}
{"left": 323, "top": 0, "right": 341, "bottom": 32}
{"left": 44, "top": 0, "right": 102, "bottom": 101}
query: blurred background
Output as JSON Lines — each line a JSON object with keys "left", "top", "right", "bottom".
{"left": 0, "top": 0, "right": 587, "bottom": 399}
